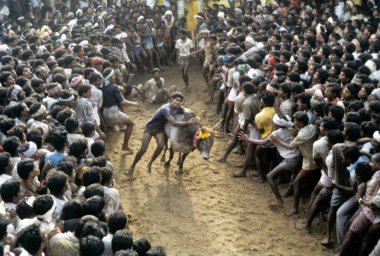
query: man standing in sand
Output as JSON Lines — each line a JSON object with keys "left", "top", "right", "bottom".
{"left": 128, "top": 92, "right": 198, "bottom": 177}
{"left": 175, "top": 29, "right": 194, "bottom": 91}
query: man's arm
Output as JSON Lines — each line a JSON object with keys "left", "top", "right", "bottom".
{"left": 166, "top": 115, "right": 198, "bottom": 127}
{"left": 270, "top": 134, "right": 298, "bottom": 150}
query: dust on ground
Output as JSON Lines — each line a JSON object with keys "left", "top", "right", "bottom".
{"left": 106, "top": 64, "right": 332, "bottom": 256}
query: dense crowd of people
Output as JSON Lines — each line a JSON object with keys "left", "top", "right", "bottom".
{"left": 0, "top": 0, "right": 378, "bottom": 255}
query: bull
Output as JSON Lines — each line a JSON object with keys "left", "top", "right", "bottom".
{"left": 162, "top": 109, "right": 215, "bottom": 174}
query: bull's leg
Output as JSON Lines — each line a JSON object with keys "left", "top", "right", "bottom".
{"left": 160, "top": 142, "right": 168, "bottom": 163}
{"left": 178, "top": 152, "right": 190, "bottom": 175}
{"left": 177, "top": 153, "right": 182, "bottom": 166}
{"left": 164, "top": 145, "right": 174, "bottom": 167}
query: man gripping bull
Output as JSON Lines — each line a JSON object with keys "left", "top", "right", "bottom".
{"left": 128, "top": 92, "right": 199, "bottom": 177}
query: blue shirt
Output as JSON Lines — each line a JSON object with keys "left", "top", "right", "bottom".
{"left": 44, "top": 151, "right": 65, "bottom": 167}
{"left": 145, "top": 103, "right": 184, "bottom": 132}
{"left": 347, "top": 155, "right": 370, "bottom": 182}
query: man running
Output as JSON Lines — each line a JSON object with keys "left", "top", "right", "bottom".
{"left": 175, "top": 29, "right": 194, "bottom": 91}
{"left": 128, "top": 92, "right": 198, "bottom": 177}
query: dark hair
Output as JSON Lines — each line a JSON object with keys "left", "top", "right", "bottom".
{"left": 0, "top": 215, "right": 7, "bottom": 239}
{"left": 145, "top": 246, "right": 167, "bottom": 256}
{"left": 83, "top": 183, "right": 104, "bottom": 199}
{"left": 329, "top": 105, "right": 345, "bottom": 122}
{"left": 83, "top": 196, "right": 106, "bottom": 221}
{"left": 342, "top": 145, "right": 360, "bottom": 163}
{"left": 17, "top": 158, "right": 35, "bottom": 180}
{"left": 0, "top": 180, "right": 20, "bottom": 203}
{"left": 360, "top": 121, "right": 377, "bottom": 138}
{"left": 321, "top": 118, "right": 337, "bottom": 131}
{"left": 171, "top": 92, "right": 184, "bottom": 100}
{"left": 261, "top": 92, "right": 275, "bottom": 107}
{"left": 91, "top": 140, "right": 106, "bottom": 157}
{"left": 0, "top": 152, "right": 11, "bottom": 175}
{"left": 56, "top": 160, "right": 75, "bottom": 177}
{"left": 16, "top": 198, "right": 35, "bottom": 219}
{"left": 78, "top": 84, "right": 92, "bottom": 96}
{"left": 133, "top": 237, "right": 151, "bottom": 256}
{"left": 82, "top": 121, "right": 95, "bottom": 137}
{"left": 80, "top": 235, "right": 105, "bottom": 256}
{"left": 112, "top": 229, "right": 134, "bottom": 253}
{"left": 293, "top": 111, "right": 309, "bottom": 126}
{"left": 2, "top": 136, "right": 20, "bottom": 156}
{"left": 108, "top": 210, "right": 128, "bottom": 234}
{"left": 47, "top": 128, "right": 67, "bottom": 151}
{"left": 65, "top": 117, "right": 79, "bottom": 133}
{"left": 344, "top": 122, "right": 361, "bottom": 141}
{"left": 355, "top": 162, "right": 373, "bottom": 183}
{"left": 82, "top": 167, "right": 102, "bottom": 187}
{"left": 61, "top": 200, "right": 84, "bottom": 220}
{"left": 33, "top": 195, "right": 54, "bottom": 216}
{"left": 346, "top": 112, "right": 362, "bottom": 125}
{"left": 68, "top": 139, "right": 88, "bottom": 160}
{"left": 47, "top": 171, "right": 68, "bottom": 196}
{"left": 242, "top": 82, "right": 254, "bottom": 95}
{"left": 17, "top": 224, "right": 43, "bottom": 255}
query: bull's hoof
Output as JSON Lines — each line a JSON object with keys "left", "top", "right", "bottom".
{"left": 164, "top": 161, "right": 171, "bottom": 167}
{"left": 177, "top": 169, "right": 183, "bottom": 175}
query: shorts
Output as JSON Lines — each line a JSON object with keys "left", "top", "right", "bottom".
{"left": 144, "top": 127, "right": 162, "bottom": 136}
{"left": 103, "top": 106, "right": 128, "bottom": 125}
{"left": 164, "top": 35, "right": 172, "bottom": 43}
{"left": 331, "top": 188, "right": 352, "bottom": 207}
{"left": 277, "top": 155, "right": 300, "bottom": 172}
{"left": 319, "top": 187, "right": 333, "bottom": 197}
{"left": 178, "top": 56, "right": 190, "bottom": 69}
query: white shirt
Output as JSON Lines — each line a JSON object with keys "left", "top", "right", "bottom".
{"left": 271, "top": 128, "right": 300, "bottom": 159}
{"left": 175, "top": 38, "right": 194, "bottom": 57}
{"left": 101, "top": 233, "right": 113, "bottom": 256}
{"left": 103, "top": 186, "right": 120, "bottom": 216}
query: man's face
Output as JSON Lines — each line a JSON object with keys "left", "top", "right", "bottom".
{"left": 171, "top": 97, "right": 183, "bottom": 108}
{"left": 153, "top": 72, "right": 160, "bottom": 80}
{"left": 22, "top": 67, "right": 32, "bottom": 79}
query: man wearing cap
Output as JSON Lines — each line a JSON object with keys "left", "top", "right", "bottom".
{"left": 128, "top": 92, "right": 198, "bottom": 177}
{"left": 140, "top": 68, "right": 175, "bottom": 104}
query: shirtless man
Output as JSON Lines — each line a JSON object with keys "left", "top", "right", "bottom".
{"left": 128, "top": 92, "right": 198, "bottom": 177}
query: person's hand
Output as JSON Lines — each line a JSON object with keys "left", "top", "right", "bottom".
{"left": 99, "top": 131, "right": 107, "bottom": 140}
{"left": 238, "top": 131, "right": 249, "bottom": 142}
{"left": 355, "top": 193, "right": 361, "bottom": 202}
{"left": 132, "top": 101, "right": 139, "bottom": 107}
{"left": 269, "top": 134, "right": 277, "bottom": 142}
{"left": 189, "top": 117, "right": 199, "bottom": 125}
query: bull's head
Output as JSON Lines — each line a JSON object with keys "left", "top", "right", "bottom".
{"left": 193, "top": 128, "right": 215, "bottom": 160}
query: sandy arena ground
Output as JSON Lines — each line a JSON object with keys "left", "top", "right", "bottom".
{"left": 106, "top": 64, "right": 332, "bottom": 256}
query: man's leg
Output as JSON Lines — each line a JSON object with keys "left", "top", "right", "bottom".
{"left": 128, "top": 132, "right": 153, "bottom": 177}
{"left": 321, "top": 205, "right": 339, "bottom": 246}
{"left": 336, "top": 196, "right": 358, "bottom": 245}
{"left": 267, "top": 163, "right": 288, "bottom": 205}
{"left": 122, "top": 118, "right": 135, "bottom": 151}
{"left": 233, "top": 143, "right": 255, "bottom": 177}
{"left": 216, "top": 126, "right": 241, "bottom": 162}
{"left": 286, "top": 169, "right": 309, "bottom": 216}
{"left": 182, "top": 62, "right": 190, "bottom": 88}
{"left": 147, "top": 132, "right": 167, "bottom": 173}
{"left": 360, "top": 223, "right": 380, "bottom": 256}
{"left": 297, "top": 190, "right": 330, "bottom": 232}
